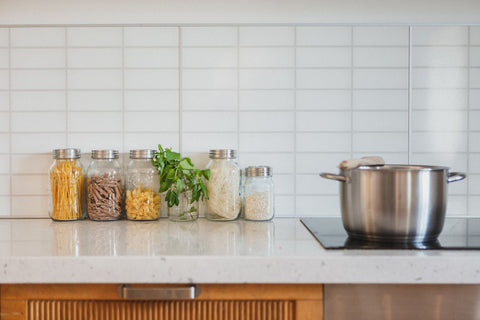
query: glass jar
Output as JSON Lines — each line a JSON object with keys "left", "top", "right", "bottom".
{"left": 168, "top": 190, "right": 199, "bottom": 222}
{"left": 125, "top": 149, "right": 161, "bottom": 220}
{"left": 86, "top": 150, "right": 123, "bottom": 221}
{"left": 243, "top": 166, "right": 274, "bottom": 221}
{"left": 48, "top": 148, "right": 86, "bottom": 221}
{"left": 205, "top": 149, "right": 241, "bottom": 221}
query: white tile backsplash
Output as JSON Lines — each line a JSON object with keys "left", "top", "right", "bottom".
{"left": 68, "top": 91, "right": 122, "bottom": 111}
{"left": 11, "top": 48, "right": 65, "bottom": 68}
{"left": 68, "top": 70, "right": 122, "bottom": 90}
{"left": 68, "top": 48, "right": 122, "bottom": 68}
{"left": 239, "top": 27, "right": 294, "bottom": 46}
{"left": 240, "top": 90, "right": 294, "bottom": 110}
{"left": 12, "top": 70, "right": 64, "bottom": 90}
{"left": 353, "top": 26, "right": 409, "bottom": 46}
{"left": 11, "top": 28, "right": 65, "bottom": 47}
{"left": 124, "top": 27, "right": 178, "bottom": 47}
{"left": 0, "top": 25, "right": 477, "bottom": 218}
{"left": 296, "top": 26, "right": 352, "bottom": 46}
{"left": 67, "top": 27, "right": 122, "bottom": 47}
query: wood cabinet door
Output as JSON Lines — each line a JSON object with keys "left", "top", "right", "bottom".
{"left": 1, "top": 284, "right": 323, "bottom": 320}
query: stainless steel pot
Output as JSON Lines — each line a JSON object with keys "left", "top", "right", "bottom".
{"left": 320, "top": 165, "right": 466, "bottom": 243}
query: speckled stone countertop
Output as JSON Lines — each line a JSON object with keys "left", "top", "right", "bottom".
{"left": 0, "top": 218, "right": 479, "bottom": 284}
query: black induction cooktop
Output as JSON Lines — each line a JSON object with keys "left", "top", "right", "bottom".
{"left": 300, "top": 217, "right": 480, "bottom": 250}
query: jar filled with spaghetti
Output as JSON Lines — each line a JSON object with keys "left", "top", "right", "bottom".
{"left": 48, "top": 148, "right": 86, "bottom": 221}
{"left": 125, "top": 149, "right": 161, "bottom": 221}
{"left": 205, "top": 149, "right": 241, "bottom": 221}
{"left": 87, "top": 150, "right": 124, "bottom": 221}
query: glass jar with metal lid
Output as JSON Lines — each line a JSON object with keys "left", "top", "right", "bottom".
{"left": 243, "top": 166, "right": 274, "bottom": 221}
{"left": 125, "top": 149, "right": 161, "bottom": 221}
{"left": 48, "top": 148, "right": 86, "bottom": 221}
{"left": 205, "top": 149, "right": 241, "bottom": 221}
{"left": 86, "top": 150, "right": 124, "bottom": 221}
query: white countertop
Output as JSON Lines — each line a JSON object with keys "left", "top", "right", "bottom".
{"left": 0, "top": 218, "right": 480, "bottom": 284}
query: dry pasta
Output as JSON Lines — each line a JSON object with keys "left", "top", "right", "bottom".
{"left": 125, "top": 186, "right": 161, "bottom": 220}
{"left": 49, "top": 160, "right": 84, "bottom": 220}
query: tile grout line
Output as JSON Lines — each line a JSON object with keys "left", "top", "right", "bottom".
{"left": 121, "top": 26, "right": 125, "bottom": 153}
{"left": 178, "top": 26, "right": 183, "bottom": 154}
{"left": 8, "top": 28, "right": 12, "bottom": 215}
{"left": 237, "top": 26, "right": 240, "bottom": 161}
{"left": 350, "top": 26, "right": 354, "bottom": 159}
{"left": 467, "top": 26, "right": 471, "bottom": 218}
{"left": 408, "top": 25, "right": 413, "bottom": 164}
{"left": 293, "top": 26, "right": 297, "bottom": 217}
{"left": 65, "top": 27, "right": 69, "bottom": 147}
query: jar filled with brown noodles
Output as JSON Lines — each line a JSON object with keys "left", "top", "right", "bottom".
{"left": 86, "top": 150, "right": 124, "bottom": 221}
{"left": 48, "top": 148, "right": 86, "bottom": 221}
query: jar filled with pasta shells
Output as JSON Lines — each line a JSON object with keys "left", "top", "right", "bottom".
{"left": 86, "top": 150, "right": 124, "bottom": 221}
{"left": 125, "top": 149, "right": 161, "bottom": 221}
{"left": 48, "top": 148, "right": 86, "bottom": 221}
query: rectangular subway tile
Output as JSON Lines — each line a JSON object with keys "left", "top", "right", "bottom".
{"left": 413, "top": 68, "right": 468, "bottom": 89}
{"left": 353, "top": 111, "right": 408, "bottom": 132}
{"left": 0, "top": 49, "right": 9, "bottom": 68}
{"left": 182, "top": 69, "right": 237, "bottom": 90}
{"left": 68, "top": 70, "right": 122, "bottom": 90}
{"left": 0, "top": 92, "right": 8, "bottom": 111}
{"left": 240, "top": 90, "right": 294, "bottom": 110}
{"left": 240, "top": 133, "right": 294, "bottom": 152}
{"left": 124, "top": 133, "right": 179, "bottom": 151}
{"left": 353, "top": 132, "right": 408, "bottom": 153}
{"left": 11, "top": 48, "right": 65, "bottom": 68}
{"left": 11, "top": 196, "right": 49, "bottom": 217}
{"left": 412, "top": 26, "right": 468, "bottom": 46}
{"left": 182, "top": 90, "right": 236, "bottom": 111}
{"left": 125, "top": 111, "right": 179, "bottom": 132}
{"left": 296, "top": 152, "right": 351, "bottom": 174}
{"left": 238, "top": 153, "right": 294, "bottom": 174}
{"left": 124, "top": 27, "right": 178, "bottom": 47}
{"left": 296, "top": 111, "right": 351, "bottom": 132}
{"left": 12, "top": 175, "right": 48, "bottom": 195}
{"left": 0, "top": 29, "right": 8, "bottom": 47}
{"left": 296, "top": 47, "right": 351, "bottom": 68}
{"left": 296, "top": 133, "right": 351, "bottom": 152}
{"left": 12, "top": 133, "right": 65, "bottom": 153}
{"left": 11, "top": 112, "right": 66, "bottom": 132}
{"left": 296, "top": 90, "right": 351, "bottom": 110}
{"left": 239, "top": 26, "right": 294, "bottom": 46}
{"left": 68, "top": 111, "right": 123, "bottom": 132}
{"left": 412, "top": 46, "right": 468, "bottom": 67}
{"left": 181, "top": 27, "right": 237, "bottom": 47}
{"left": 68, "top": 48, "right": 122, "bottom": 68}
{"left": 124, "top": 69, "right": 178, "bottom": 90}
{"left": 353, "top": 69, "right": 408, "bottom": 89}
{"left": 125, "top": 90, "right": 179, "bottom": 111}
{"left": 413, "top": 110, "right": 467, "bottom": 132}
{"left": 296, "top": 26, "right": 352, "bottom": 46}
{"left": 11, "top": 27, "right": 65, "bottom": 47}
{"left": 239, "top": 69, "right": 294, "bottom": 90}
{"left": 182, "top": 133, "right": 237, "bottom": 153}
{"left": 12, "top": 154, "right": 52, "bottom": 174}
{"left": 353, "top": 26, "right": 409, "bottom": 46}
{"left": 297, "top": 69, "right": 351, "bottom": 89}
{"left": 125, "top": 47, "right": 178, "bottom": 68}
{"left": 68, "top": 91, "right": 122, "bottom": 111}
{"left": 353, "top": 47, "right": 408, "bottom": 68}
{"left": 67, "top": 27, "right": 122, "bottom": 47}
{"left": 183, "top": 47, "right": 236, "bottom": 68}
{"left": 183, "top": 111, "right": 237, "bottom": 133}
{"left": 240, "top": 47, "right": 294, "bottom": 68}
{"left": 412, "top": 89, "right": 468, "bottom": 110}
{"left": 413, "top": 132, "right": 467, "bottom": 153}
{"left": 11, "top": 91, "right": 66, "bottom": 111}
{"left": 353, "top": 90, "right": 408, "bottom": 110}
{"left": 12, "top": 70, "right": 65, "bottom": 90}
{"left": 67, "top": 133, "right": 123, "bottom": 151}
{"left": 0, "top": 70, "right": 8, "bottom": 90}
{"left": 240, "top": 111, "right": 294, "bottom": 132}
{"left": 0, "top": 155, "right": 9, "bottom": 174}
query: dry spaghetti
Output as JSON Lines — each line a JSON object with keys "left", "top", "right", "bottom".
{"left": 49, "top": 160, "right": 84, "bottom": 220}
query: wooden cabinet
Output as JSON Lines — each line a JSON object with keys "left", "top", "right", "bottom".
{"left": 0, "top": 284, "right": 323, "bottom": 320}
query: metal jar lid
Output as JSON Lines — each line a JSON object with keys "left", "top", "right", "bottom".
{"left": 245, "top": 166, "right": 272, "bottom": 177}
{"left": 129, "top": 149, "right": 156, "bottom": 159}
{"left": 209, "top": 149, "right": 237, "bottom": 159}
{"left": 91, "top": 150, "right": 119, "bottom": 159}
{"left": 53, "top": 148, "right": 81, "bottom": 159}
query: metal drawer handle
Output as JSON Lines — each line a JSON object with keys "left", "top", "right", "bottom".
{"left": 118, "top": 284, "right": 201, "bottom": 300}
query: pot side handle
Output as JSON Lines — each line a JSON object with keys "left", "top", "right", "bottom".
{"left": 320, "top": 173, "right": 349, "bottom": 183}
{"left": 447, "top": 172, "right": 466, "bottom": 183}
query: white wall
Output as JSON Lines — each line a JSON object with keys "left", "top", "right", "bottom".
{"left": 1, "top": 0, "right": 480, "bottom": 25}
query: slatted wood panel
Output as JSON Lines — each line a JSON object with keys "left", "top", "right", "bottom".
{"left": 27, "top": 300, "right": 295, "bottom": 320}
